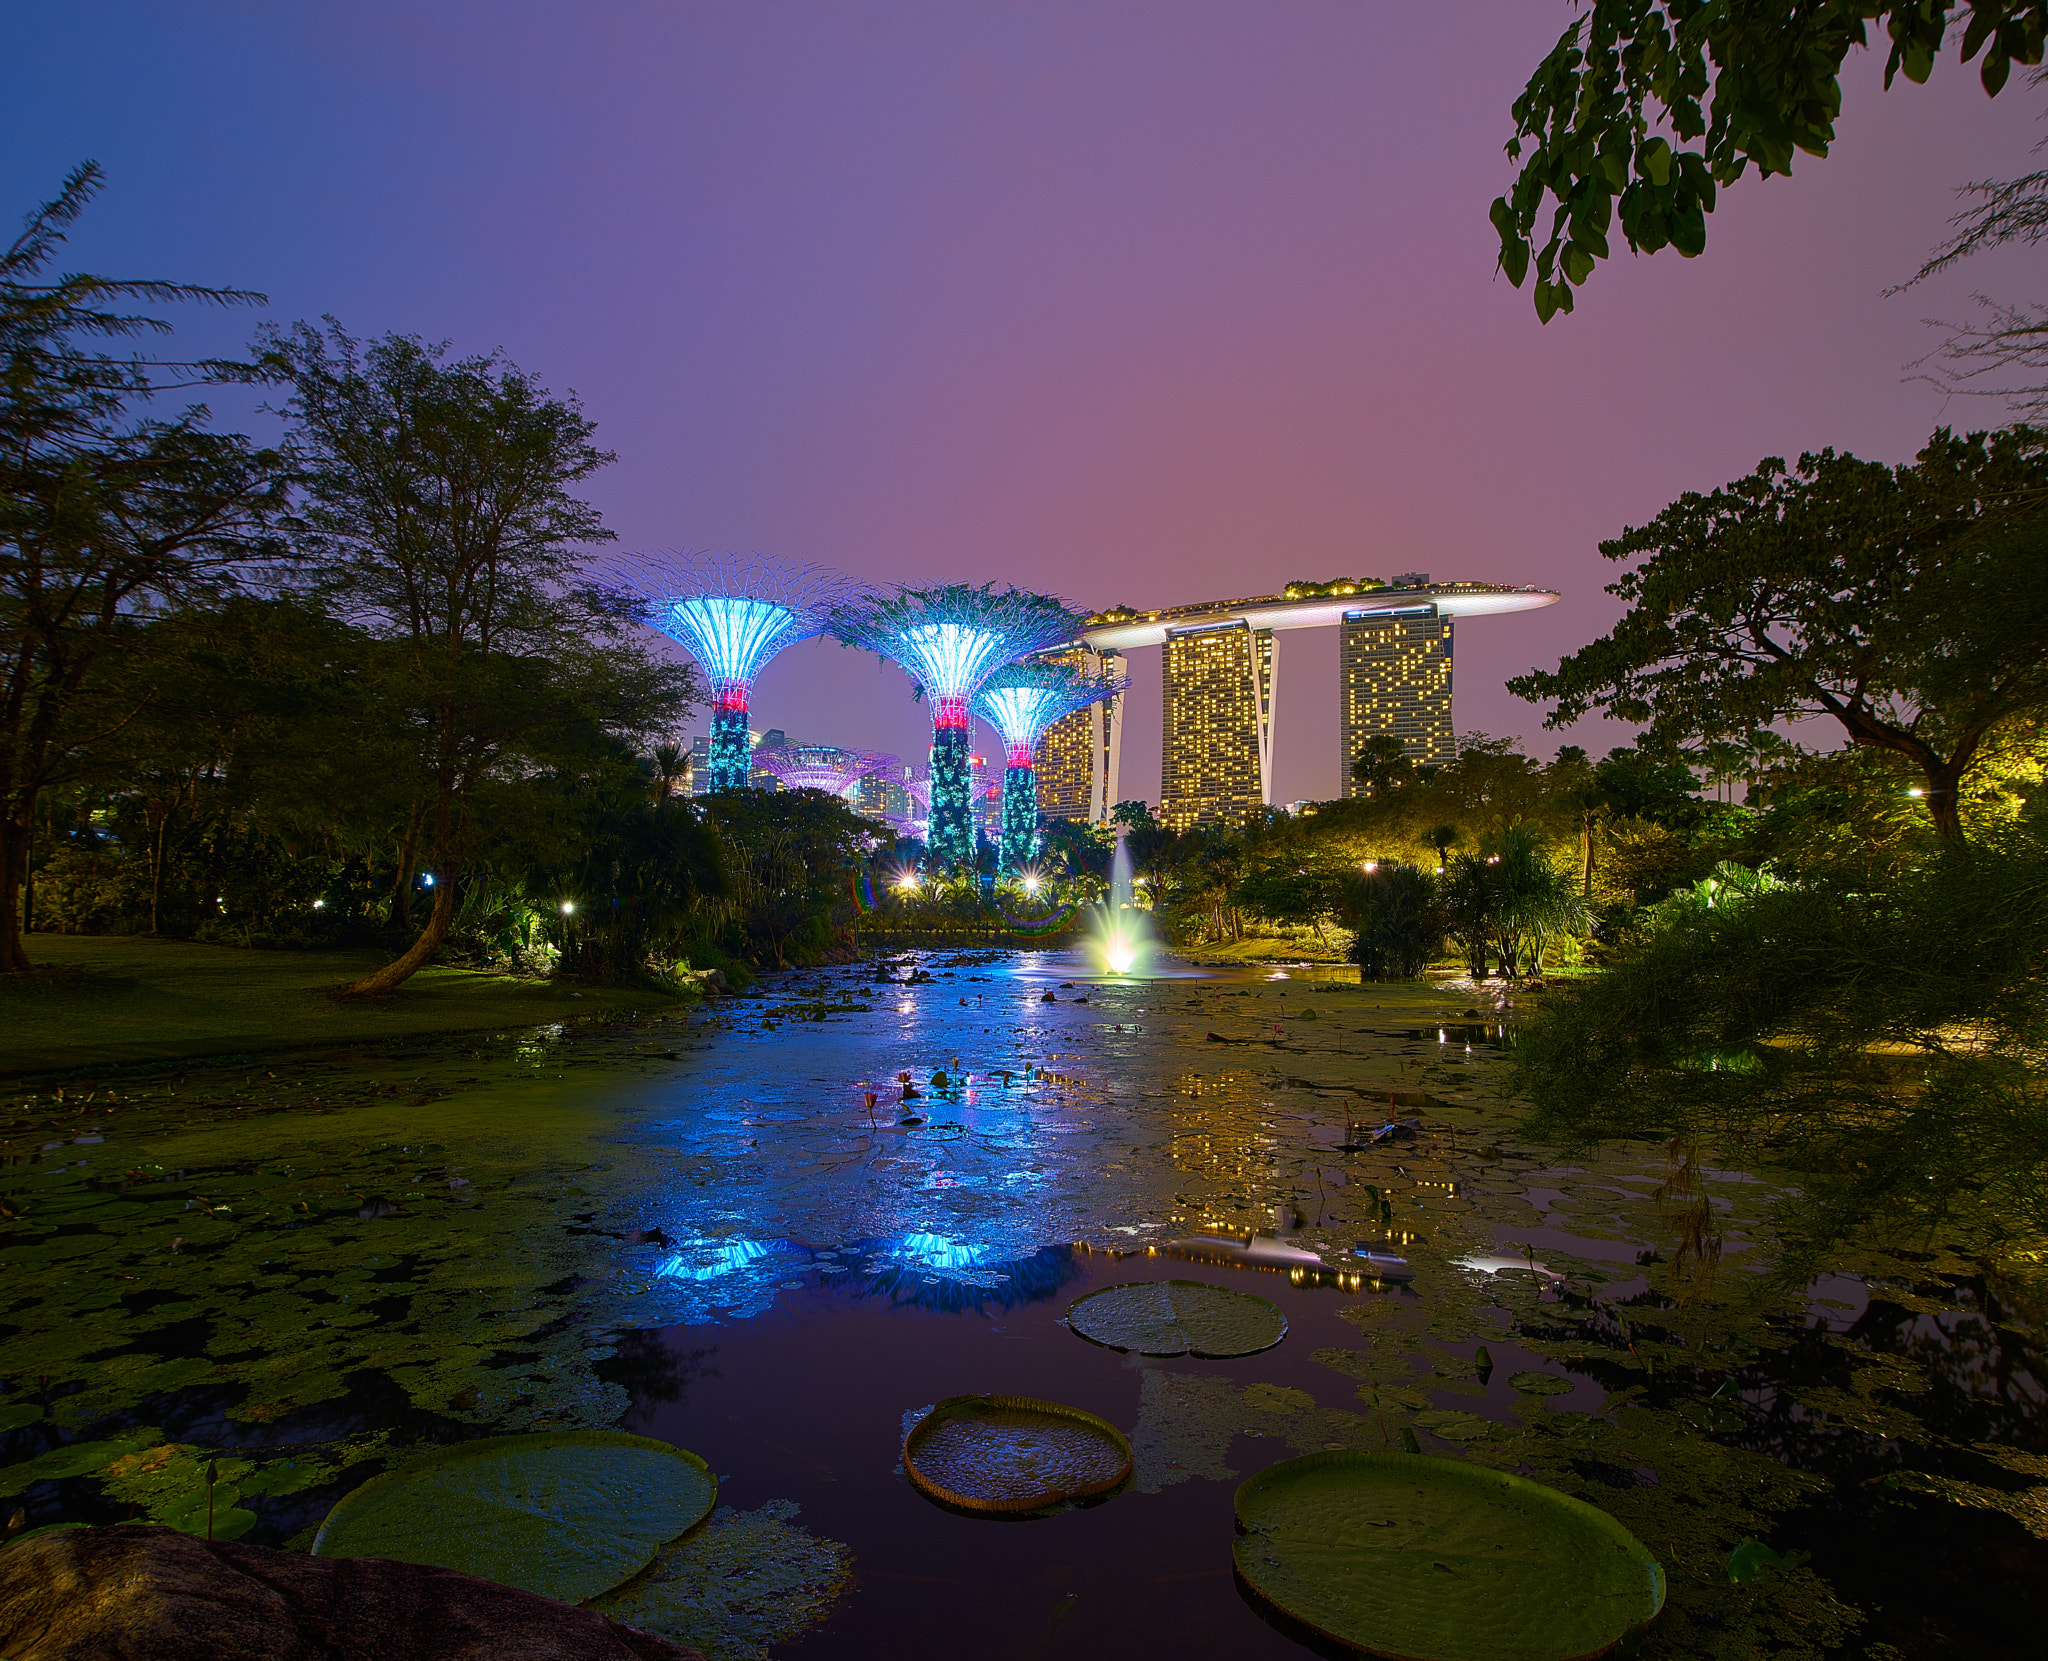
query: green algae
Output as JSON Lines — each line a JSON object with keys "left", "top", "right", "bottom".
{"left": 587, "top": 1499, "right": 854, "bottom": 1661}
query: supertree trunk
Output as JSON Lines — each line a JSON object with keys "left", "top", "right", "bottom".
{"left": 708, "top": 693, "right": 752, "bottom": 793}
{"left": 928, "top": 715, "right": 974, "bottom": 867}
{"left": 1001, "top": 755, "right": 1038, "bottom": 872}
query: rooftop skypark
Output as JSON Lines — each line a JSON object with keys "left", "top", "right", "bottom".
{"left": 629, "top": 553, "right": 861, "bottom": 793}
{"left": 831, "top": 584, "right": 1084, "bottom": 868}
{"left": 974, "top": 660, "right": 1128, "bottom": 871}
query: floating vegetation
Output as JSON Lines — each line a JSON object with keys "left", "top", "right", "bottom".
{"left": 588, "top": 1499, "right": 855, "bottom": 1661}
{"left": 1232, "top": 1451, "right": 1666, "bottom": 1661}
{"left": 1065, "top": 1280, "right": 1286, "bottom": 1358}
{"left": 311, "top": 1431, "right": 716, "bottom": 1604}
{"left": 902, "top": 1394, "right": 1131, "bottom": 1513}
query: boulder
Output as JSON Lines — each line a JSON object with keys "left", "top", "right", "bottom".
{"left": 0, "top": 1526, "right": 705, "bottom": 1661}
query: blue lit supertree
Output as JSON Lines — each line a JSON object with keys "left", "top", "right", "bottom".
{"left": 974, "top": 659, "right": 1128, "bottom": 872}
{"left": 627, "top": 554, "right": 859, "bottom": 792}
{"left": 831, "top": 585, "right": 1084, "bottom": 867}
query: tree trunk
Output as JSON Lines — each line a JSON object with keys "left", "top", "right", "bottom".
{"left": 0, "top": 814, "right": 31, "bottom": 973}
{"left": 1581, "top": 810, "right": 1596, "bottom": 898}
{"left": 1923, "top": 765, "right": 1967, "bottom": 841}
{"left": 342, "top": 876, "right": 456, "bottom": 996}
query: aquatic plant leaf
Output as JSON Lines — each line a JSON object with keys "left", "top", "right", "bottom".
{"left": 0, "top": 1433, "right": 163, "bottom": 1499}
{"left": 1412, "top": 1409, "right": 1496, "bottom": 1443}
{"left": 0, "top": 1406, "right": 42, "bottom": 1433}
{"left": 1065, "top": 1279, "right": 1286, "bottom": 1358}
{"left": 1234, "top": 1452, "right": 1665, "bottom": 1661}
{"left": 1508, "top": 1370, "right": 1577, "bottom": 1396}
{"left": 312, "top": 1430, "right": 715, "bottom": 1603}
{"left": 903, "top": 1394, "right": 1131, "bottom": 1513}
{"left": 588, "top": 1499, "right": 853, "bottom": 1661}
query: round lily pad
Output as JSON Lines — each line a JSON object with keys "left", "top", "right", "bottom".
{"left": 1234, "top": 1451, "right": 1664, "bottom": 1661}
{"left": 903, "top": 1394, "right": 1132, "bottom": 1513}
{"left": 312, "top": 1430, "right": 716, "bottom": 1604}
{"left": 1510, "top": 1370, "right": 1578, "bottom": 1396}
{"left": 1066, "top": 1279, "right": 1287, "bottom": 1358}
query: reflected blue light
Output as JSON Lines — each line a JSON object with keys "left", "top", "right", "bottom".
{"left": 889, "top": 1232, "right": 991, "bottom": 1271}
{"left": 656, "top": 1237, "right": 777, "bottom": 1281}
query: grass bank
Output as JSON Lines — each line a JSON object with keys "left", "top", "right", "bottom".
{"left": 0, "top": 936, "right": 682, "bottom": 1075}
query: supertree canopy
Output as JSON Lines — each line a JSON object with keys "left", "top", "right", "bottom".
{"left": 974, "top": 659, "right": 1128, "bottom": 871}
{"left": 831, "top": 585, "right": 1084, "bottom": 867}
{"left": 627, "top": 553, "right": 860, "bottom": 793}
{"left": 754, "top": 744, "right": 897, "bottom": 798}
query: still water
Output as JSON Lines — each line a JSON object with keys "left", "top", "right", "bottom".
{"left": 2, "top": 951, "right": 2043, "bottom": 1658}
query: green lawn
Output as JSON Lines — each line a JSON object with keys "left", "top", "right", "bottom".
{"left": 0, "top": 936, "right": 681, "bottom": 1074}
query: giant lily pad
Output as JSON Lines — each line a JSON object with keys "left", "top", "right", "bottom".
{"left": 903, "top": 1394, "right": 1131, "bottom": 1513}
{"left": 1066, "top": 1279, "right": 1286, "bottom": 1358}
{"left": 1233, "top": 1451, "right": 1664, "bottom": 1661}
{"left": 312, "top": 1430, "right": 715, "bottom": 1604}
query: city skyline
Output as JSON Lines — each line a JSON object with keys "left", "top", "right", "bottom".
{"left": 21, "top": 6, "right": 2034, "bottom": 798}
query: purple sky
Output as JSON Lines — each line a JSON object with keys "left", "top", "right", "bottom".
{"left": 8, "top": 3, "right": 2039, "bottom": 801}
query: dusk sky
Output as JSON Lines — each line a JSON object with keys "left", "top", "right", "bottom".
{"left": 8, "top": 3, "right": 2040, "bottom": 802}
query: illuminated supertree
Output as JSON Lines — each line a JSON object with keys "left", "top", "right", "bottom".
{"left": 626, "top": 554, "right": 860, "bottom": 793}
{"left": 754, "top": 744, "right": 897, "bottom": 799}
{"left": 831, "top": 585, "right": 1084, "bottom": 866}
{"left": 974, "top": 659, "right": 1128, "bottom": 871}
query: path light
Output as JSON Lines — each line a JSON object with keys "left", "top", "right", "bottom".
{"left": 1907, "top": 787, "right": 1925, "bottom": 797}
{"left": 1022, "top": 873, "right": 1041, "bottom": 895}
{"left": 312, "top": 899, "right": 325, "bottom": 910}
{"left": 1361, "top": 860, "right": 1378, "bottom": 873}
{"left": 422, "top": 873, "right": 435, "bottom": 886}
{"left": 561, "top": 901, "right": 576, "bottom": 914}
{"left": 895, "top": 871, "right": 921, "bottom": 893}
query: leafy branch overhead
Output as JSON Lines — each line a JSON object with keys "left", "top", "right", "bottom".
{"left": 1493, "top": 2, "right": 2047, "bottom": 321}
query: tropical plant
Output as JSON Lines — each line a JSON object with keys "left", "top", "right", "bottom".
{"left": 1337, "top": 862, "right": 1444, "bottom": 980}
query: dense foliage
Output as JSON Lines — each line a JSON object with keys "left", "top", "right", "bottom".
{"left": 1493, "top": 2, "right": 2045, "bottom": 319}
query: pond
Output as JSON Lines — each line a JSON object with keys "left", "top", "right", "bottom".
{"left": 2, "top": 951, "right": 2043, "bottom": 1659}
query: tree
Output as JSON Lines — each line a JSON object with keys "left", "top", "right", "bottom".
{"left": 1348, "top": 733, "right": 1415, "bottom": 799}
{"left": 1510, "top": 428, "right": 2048, "bottom": 840}
{"left": 2, "top": 164, "right": 291, "bottom": 970}
{"left": 1493, "top": 3, "right": 2045, "bottom": 320}
{"left": 262, "top": 321, "right": 691, "bottom": 994}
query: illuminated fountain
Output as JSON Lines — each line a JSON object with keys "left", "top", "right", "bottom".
{"left": 1093, "top": 830, "right": 1153, "bottom": 975}
{"left": 831, "top": 584, "right": 1085, "bottom": 868}
{"left": 973, "top": 659, "right": 1128, "bottom": 873}
{"left": 627, "top": 552, "right": 860, "bottom": 792}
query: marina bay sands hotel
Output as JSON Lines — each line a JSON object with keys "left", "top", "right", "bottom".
{"left": 1038, "top": 574, "right": 1558, "bottom": 829}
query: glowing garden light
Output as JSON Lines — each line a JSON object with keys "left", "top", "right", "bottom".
{"left": 832, "top": 585, "right": 1084, "bottom": 867}
{"left": 752, "top": 743, "right": 897, "bottom": 799}
{"left": 625, "top": 553, "right": 861, "bottom": 793}
{"left": 974, "top": 659, "right": 1127, "bottom": 873}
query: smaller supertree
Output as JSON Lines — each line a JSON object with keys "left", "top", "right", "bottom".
{"left": 754, "top": 744, "right": 897, "bottom": 799}
{"left": 627, "top": 553, "right": 860, "bottom": 792}
{"left": 831, "top": 585, "right": 1084, "bottom": 867}
{"left": 974, "top": 660, "right": 1128, "bottom": 871}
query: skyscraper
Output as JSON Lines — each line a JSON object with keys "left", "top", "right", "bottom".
{"left": 1340, "top": 605, "right": 1454, "bottom": 793}
{"left": 1159, "top": 622, "right": 1275, "bottom": 829}
{"left": 1031, "top": 647, "right": 1126, "bottom": 822}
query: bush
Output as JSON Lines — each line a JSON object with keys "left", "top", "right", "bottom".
{"left": 1337, "top": 863, "right": 1443, "bottom": 980}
